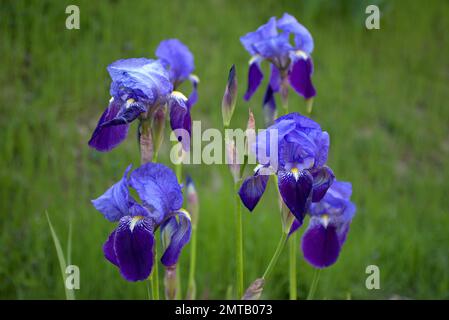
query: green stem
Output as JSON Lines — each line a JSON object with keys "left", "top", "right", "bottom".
{"left": 187, "top": 225, "right": 197, "bottom": 299}
{"left": 151, "top": 241, "right": 160, "bottom": 300}
{"left": 307, "top": 268, "right": 321, "bottom": 300}
{"left": 234, "top": 181, "right": 244, "bottom": 298}
{"left": 262, "top": 232, "right": 288, "bottom": 280}
{"left": 289, "top": 233, "right": 297, "bottom": 300}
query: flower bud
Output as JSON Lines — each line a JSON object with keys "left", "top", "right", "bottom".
{"left": 151, "top": 104, "right": 166, "bottom": 156}
{"left": 185, "top": 175, "right": 199, "bottom": 227}
{"left": 164, "top": 266, "right": 177, "bottom": 300}
{"left": 222, "top": 65, "right": 238, "bottom": 127}
{"left": 242, "top": 278, "right": 264, "bottom": 300}
{"left": 225, "top": 137, "right": 240, "bottom": 183}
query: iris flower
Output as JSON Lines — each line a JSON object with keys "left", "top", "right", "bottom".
{"left": 238, "top": 112, "right": 334, "bottom": 225}
{"left": 88, "top": 57, "right": 192, "bottom": 152}
{"left": 290, "top": 181, "right": 356, "bottom": 268}
{"left": 91, "top": 163, "right": 191, "bottom": 281}
{"left": 240, "top": 13, "right": 316, "bottom": 121}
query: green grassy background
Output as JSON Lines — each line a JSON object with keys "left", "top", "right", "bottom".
{"left": 1, "top": 0, "right": 449, "bottom": 299}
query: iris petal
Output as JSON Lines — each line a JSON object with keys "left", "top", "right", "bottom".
{"left": 244, "top": 58, "right": 264, "bottom": 101}
{"left": 103, "top": 229, "right": 119, "bottom": 267}
{"left": 238, "top": 172, "right": 269, "bottom": 211}
{"left": 186, "top": 74, "right": 199, "bottom": 110}
{"left": 114, "top": 216, "right": 155, "bottom": 282}
{"left": 277, "top": 169, "right": 313, "bottom": 223}
{"left": 288, "top": 218, "right": 303, "bottom": 237}
{"left": 91, "top": 165, "right": 132, "bottom": 222}
{"left": 100, "top": 101, "right": 146, "bottom": 127}
{"left": 155, "top": 39, "right": 194, "bottom": 83}
{"left": 169, "top": 92, "right": 191, "bottom": 150}
{"left": 301, "top": 222, "right": 341, "bottom": 268}
{"left": 88, "top": 99, "right": 129, "bottom": 152}
{"left": 262, "top": 85, "right": 276, "bottom": 126}
{"left": 129, "top": 163, "right": 183, "bottom": 223}
{"left": 288, "top": 56, "right": 316, "bottom": 100}
{"left": 160, "top": 210, "right": 192, "bottom": 267}
{"left": 311, "top": 166, "right": 335, "bottom": 202}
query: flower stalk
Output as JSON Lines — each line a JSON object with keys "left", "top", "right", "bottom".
{"left": 307, "top": 268, "right": 321, "bottom": 300}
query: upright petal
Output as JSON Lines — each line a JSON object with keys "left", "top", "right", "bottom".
{"left": 114, "top": 216, "right": 155, "bottom": 281}
{"left": 288, "top": 56, "right": 316, "bottom": 100}
{"left": 88, "top": 98, "right": 129, "bottom": 152}
{"left": 277, "top": 13, "right": 314, "bottom": 54}
{"left": 240, "top": 17, "right": 277, "bottom": 55}
{"left": 156, "top": 39, "right": 195, "bottom": 84}
{"left": 129, "top": 163, "right": 183, "bottom": 223}
{"left": 244, "top": 57, "right": 264, "bottom": 101}
{"left": 160, "top": 210, "right": 192, "bottom": 267}
{"left": 91, "top": 165, "right": 132, "bottom": 222}
{"left": 277, "top": 169, "right": 313, "bottom": 223}
{"left": 253, "top": 33, "right": 292, "bottom": 60}
{"left": 107, "top": 58, "right": 173, "bottom": 104}
{"left": 311, "top": 166, "right": 335, "bottom": 202}
{"left": 238, "top": 172, "right": 269, "bottom": 211}
{"left": 301, "top": 222, "right": 341, "bottom": 268}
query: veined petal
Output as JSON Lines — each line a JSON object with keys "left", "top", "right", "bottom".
{"left": 311, "top": 166, "right": 335, "bottom": 202}
{"left": 186, "top": 74, "right": 199, "bottom": 110}
{"left": 91, "top": 165, "right": 132, "bottom": 222}
{"left": 114, "top": 216, "right": 155, "bottom": 281}
{"left": 88, "top": 98, "right": 129, "bottom": 152}
{"left": 288, "top": 56, "right": 316, "bottom": 100}
{"left": 277, "top": 169, "right": 313, "bottom": 223}
{"left": 301, "top": 221, "right": 340, "bottom": 268}
{"left": 103, "top": 229, "right": 118, "bottom": 266}
{"left": 238, "top": 172, "right": 269, "bottom": 211}
{"left": 100, "top": 100, "right": 146, "bottom": 127}
{"left": 129, "top": 163, "right": 183, "bottom": 223}
{"left": 160, "top": 210, "right": 192, "bottom": 267}
{"left": 244, "top": 57, "right": 264, "bottom": 101}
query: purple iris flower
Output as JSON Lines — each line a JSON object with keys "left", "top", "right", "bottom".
{"left": 91, "top": 163, "right": 191, "bottom": 281}
{"left": 156, "top": 39, "right": 199, "bottom": 110}
{"left": 88, "top": 57, "right": 193, "bottom": 152}
{"left": 238, "top": 112, "right": 334, "bottom": 225}
{"left": 300, "top": 181, "right": 356, "bottom": 268}
{"left": 240, "top": 13, "right": 316, "bottom": 119}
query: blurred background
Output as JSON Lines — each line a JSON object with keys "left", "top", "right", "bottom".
{"left": 1, "top": 0, "right": 448, "bottom": 299}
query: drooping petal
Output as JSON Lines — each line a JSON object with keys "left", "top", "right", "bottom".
{"left": 311, "top": 166, "right": 335, "bottom": 202}
{"left": 269, "top": 64, "right": 282, "bottom": 92}
{"left": 277, "top": 169, "right": 313, "bottom": 223}
{"left": 186, "top": 74, "right": 199, "bottom": 110}
{"left": 240, "top": 17, "right": 278, "bottom": 55}
{"left": 160, "top": 210, "right": 192, "bottom": 267}
{"left": 277, "top": 13, "right": 314, "bottom": 54}
{"left": 288, "top": 56, "right": 316, "bottom": 100}
{"left": 156, "top": 39, "right": 194, "bottom": 84}
{"left": 301, "top": 222, "right": 341, "bottom": 268}
{"left": 88, "top": 98, "right": 129, "bottom": 152}
{"left": 169, "top": 91, "right": 191, "bottom": 146}
{"left": 100, "top": 101, "right": 147, "bottom": 127}
{"left": 91, "top": 165, "right": 132, "bottom": 222}
{"left": 103, "top": 229, "right": 118, "bottom": 267}
{"left": 238, "top": 172, "right": 269, "bottom": 211}
{"left": 129, "top": 163, "right": 183, "bottom": 223}
{"left": 107, "top": 58, "right": 173, "bottom": 104}
{"left": 244, "top": 58, "right": 264, "bottom": 101}
{"left": 114, "top": 216, "right": 155, "bottom": 281}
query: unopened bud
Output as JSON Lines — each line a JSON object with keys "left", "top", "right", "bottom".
{"left": 151, "top": 105, "right": 166, "bottom": 156}
{"left": 164, "top": 266, "right": 177, "bottom": 300}
{"left": 225, "top": 138, "right": 240, "bottom": 183}
{"left": 222, "top": 65, "right": 238, "bottom": 127}
{"left": 185, "top": 175, "right": 199, "bottom": 227}
{"left": 242, "top": 278, "right": 264, "bottom": 300}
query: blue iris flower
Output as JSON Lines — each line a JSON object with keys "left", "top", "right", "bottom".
{"left": 238, "top": 112, "right": 334, "bottom": 225}
{"left": 240, "top": 13, "right": 316, "bottom": 120}
{"left": 290, "top": 181, "right": 356, "bottom": 268}
{"left": 91, "top": 163, "right": 191, "bottom": 281}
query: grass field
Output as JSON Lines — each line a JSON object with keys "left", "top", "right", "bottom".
{"left": 1, "top": 0, "right": 449, "bottom": 299}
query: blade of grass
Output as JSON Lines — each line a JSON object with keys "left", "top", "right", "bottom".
{"left": 45, "top": 211, "right": 75, "bottom": 300}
